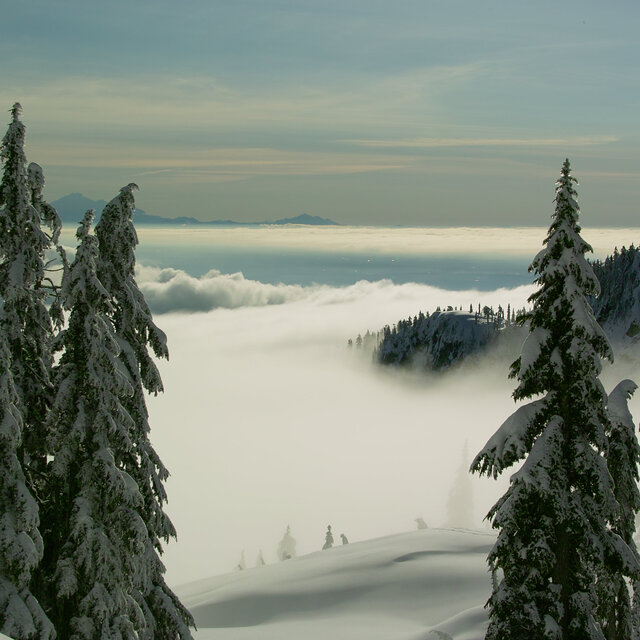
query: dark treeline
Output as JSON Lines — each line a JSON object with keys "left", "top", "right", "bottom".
{"left": 590, "top": 244, "right": 640, "bottom": 339}
{"left": 350, "top": 303, "right": 527, "bottom": 371}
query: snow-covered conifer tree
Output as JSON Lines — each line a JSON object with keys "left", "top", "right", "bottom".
{"left": 633, "top": 588, "right": 640, "bottom": 640}
{"left": 0, "top": 325, "right": 53, "bottom": 640}
{"left": 0, "top": 103, "right": 60, "bottom": 486}
{"left": 277, "top": 526, "right": 296, "bottom": 561}
{"left": 26, "top": 162, "right": 61, "bottom": 248}
{"left": 95, "top": 185, "right": 194, "bottom": 640}
{"left": 471, "top": 160, "right": 639, "bottom": 640}
{"left": 598, "top": 380, "right": 640, "bottom": 640}
{"left": 322, "top": 525, "right": 334, "bottom": 550}
{"left": 45, "top": 211, "right": 147, "bottom": 640}
{"left": 0, "top": 103, "right": 59, "bottom": 639}
{"left": 415, "top": 517, "right": 428, "bottom": 530}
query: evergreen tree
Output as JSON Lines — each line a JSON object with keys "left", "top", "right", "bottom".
{"left": 45, "top": 211, "right": 147, "bottom": 640}
{"left": 0, "top": 103, "right": 60, "bottom": 488}
{"left": 415, "top": 517, "right": 428, "bottom": 530}
{"left": 633, "top": 589, "right": 640, "bottom": 640}
{"left": 277, "top": 526, "right": 296, "bottom": 561}
{"left": 322, "top": 525, "right": 333, "bottom": 550}
{"left": 471, "top": 160, "right": 639, "bottom": 640}
{"left": 95, "top": 185, "right": 194, "bottom": 640}
{"left": 598, "top": 380, "right": 640, "bottom": 640}
{"left": 0, "top": 324, "right": 53, "bottom": 640}
{"left": 0, "top": 103, "right": 59, "bottom": 639}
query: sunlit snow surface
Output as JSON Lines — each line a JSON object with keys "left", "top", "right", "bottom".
{"left": 177, "top": 528, "right": 493, "bottom": 640}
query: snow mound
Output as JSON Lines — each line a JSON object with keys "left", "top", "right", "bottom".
{"left": 177, "top": 528, "right": 493, "bottom": 640}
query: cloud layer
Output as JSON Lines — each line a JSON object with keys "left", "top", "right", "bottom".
{"left": 135, "top": 263, "right": 537, "bottom": 315}
{"left": 137, "top": 266, "right": 310, "bottom": 313}
{"left": 130, "top": 226, "right": 639, "bottom": 260}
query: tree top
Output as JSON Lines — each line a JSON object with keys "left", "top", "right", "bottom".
{"left": 10, "top": 102, "right": 22, "bottom": 121}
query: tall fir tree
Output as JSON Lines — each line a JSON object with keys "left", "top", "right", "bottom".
{"left": 95, "top": 185, "right": 194, "bottom": 640}
{"left": 0, "top": 103, "right": 59, "bottom": 639}
{"left": 0, "top": 325, "right": 54, "bottom": 640}
{"left": 44, "top": 211, "right": 152, "bottom": 640}
{"left": 0, "top": 103, "right": 61, "bottom": 486}
{"left": 471, "top": 160, "right": 639, "bottom": 640}
{"left": 598, "top": 380, "right": 640, "bottom": 640}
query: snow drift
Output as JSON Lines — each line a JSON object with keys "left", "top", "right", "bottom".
{"left": 177, "top": 528, "right": 493, "bottom": 640}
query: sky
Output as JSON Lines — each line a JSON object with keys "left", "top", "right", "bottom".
{"left": 2, "top": 0, "right": 640, "bottom": 225}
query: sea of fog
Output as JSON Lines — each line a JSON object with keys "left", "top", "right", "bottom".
{"left": 58, "top": 225, "right": 640, "bottom": 587}
{"left": 84, "top": 224, "right": 639, "bottom": 290}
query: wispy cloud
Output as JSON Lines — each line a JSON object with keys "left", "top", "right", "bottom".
{"left": 32, "top": 143, "right": 408, "bottom": 178}
{"left": 3, "top": 64, "right": 474, "bottom": 131}
{"left": 346, "top": 136, "right": 620, "bottom": 149}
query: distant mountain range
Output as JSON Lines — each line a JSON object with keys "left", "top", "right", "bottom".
{"left": 51, "top": 193, "right": 339, "bottom": 226}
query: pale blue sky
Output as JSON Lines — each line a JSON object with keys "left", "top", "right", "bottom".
{"left": 2, "top": 0, "right": 639, "bottom": 225}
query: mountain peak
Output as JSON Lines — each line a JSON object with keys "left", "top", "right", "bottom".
{"left": 51, "top": 194, "right": 340, "bottom": 226}
{"left": 273, "top": 213, "right": 338, "bottom": 226}
{"left": 51, "top": 193, "right": 109, "bottom": 223}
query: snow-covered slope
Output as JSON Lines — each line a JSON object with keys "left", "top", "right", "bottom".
{"left": 177, "top": 528, "right": 494, "bottom": 640}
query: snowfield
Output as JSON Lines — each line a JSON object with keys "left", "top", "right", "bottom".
{"left": 177, "top": 528, "right": 494, "bottom": 640}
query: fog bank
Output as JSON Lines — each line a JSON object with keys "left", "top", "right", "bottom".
{"left": 140, "top": 275, "right": 640, "bottom": 586}
{"left": 131, "top": 225, "right": 640, "bottom": 259}
{"left": 135, "top": 263, "right": 535, "bottom": 314}
{"left": 148, "top": 280, "right": 535, "bottom": 585}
